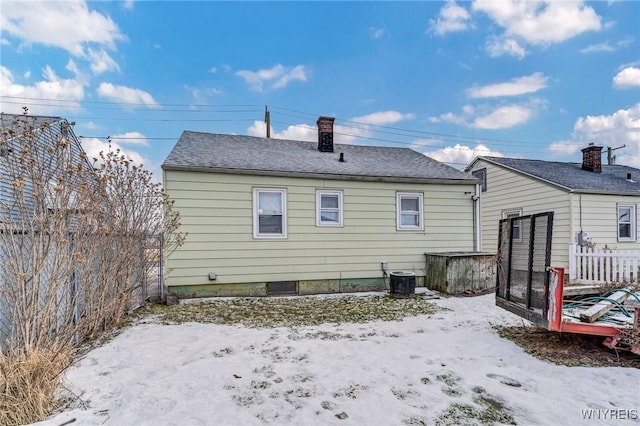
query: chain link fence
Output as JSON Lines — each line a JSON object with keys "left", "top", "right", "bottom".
{"left": 0, "top": 233, "right": 165, "bottom": 350}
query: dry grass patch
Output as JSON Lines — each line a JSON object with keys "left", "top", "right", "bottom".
{"left": 139, "top": 294, "right": 442, "bottom": 328}
{"left": 495, "top": 325, "right": 640, "bottom": 368}
{"left": 0, "top": 347, "right": 71, "bottom": 426}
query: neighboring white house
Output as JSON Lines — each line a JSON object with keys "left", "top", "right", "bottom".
{"left": 0, "top": 113, "right": 90, "bottom": 344}
{"left": 162, "top": 117, "right": 481, "bottom": 297}
{"left": 466, "top": 145, "right": 639, "bottom": 284}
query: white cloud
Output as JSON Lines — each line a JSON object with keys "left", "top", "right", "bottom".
{"left": 247, "top": 121, "right": 315, "bottom": 141}
{"left": 580, "top": 42, "right": 615, "bottom": 54}
{"left": 123, "top": 0, "right": 135, "bottom": 9}
{"left": 247, "top": 121, "right": 361, "bottom": 145}
{"left": 96, "top": 83, "right": 158, "bottom": 107}
{"left": 80, "top": 121, "right": 102, "bottom": 131}
{"left": 184, "top": 85, "right": 223, "bottom": 105}
{"left": 613, "top": 67, "right": 640, "bottom": 89}
{"left": 424, "top": 144, "right": 504, "bottom": 169}
{"left": 80, "top": 136, "right": 161, "bottom": 182}
{"left": 429, "top": 111, "right": 466, "bottom": 126}
{"left": 548, "top": 141, "right": 583, "bottom": 156}
{"left": 246, "top": 110, "right": 414, "bottom": 145}
{"left": 468, "top": 72, "right": 548, "bottom": 98}
{"left": 572, "top": 103, "right": 640, "bottom": 167}
{"left": 472, "top": 0, "right": 602, "bottom": 45}
{"left": 473, "top": 105, "right": 533, "bottom": 129}
{"left": 429, "top": 0, "right": 474, "bottom": 35}
{"left": 484, "top": 36, "right": 526, "bottom": 59}
{"left": 1, "top": 1, "right": 125, "bottom": 74}
{"left": 0, "top": 65, "right": 85, "bottom": 115}
{"left": 369, "top": 27, "right": 386, "bottom": 39}
{"left": 87, "top": 48, "right": 120, "bottom": 74}
{"left": 209, "top": 67, "right": 217, "bottom": 74}
{"left": 80, "top": 137, "right": 147, "bottom": 166}
{"left": 273, "top": 65, "right": 308, "bottom": 89}
{"left": 109, "top": 131, "right": 149, "bottom": 146}
{"left": 351, "top": 111, "right": 416, "bottom": 126}
{"left": 431, "top": 103, "right": 535, "bottom": 129}
{"left": 236, "top": 64, "right": 308, "bottom": 92}
{"left": 585, "top": 38, "right": 636, "bottom": 54}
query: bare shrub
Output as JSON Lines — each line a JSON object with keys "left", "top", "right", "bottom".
{"left": 0, "top": 346, "right": 71, "bottom": 426}
{"left": 0, "top": 112, "right": 185, "bottom": 424}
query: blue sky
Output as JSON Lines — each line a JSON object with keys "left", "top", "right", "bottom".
{"left": 1, "top": 1, "right": 639, "bottom": 180}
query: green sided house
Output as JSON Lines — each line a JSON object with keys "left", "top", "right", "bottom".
{"left": 466, "top": 145, "right": 640, "bottom": 284}
{"left": 162, "top": 116, "right": 481, "bottom": 298}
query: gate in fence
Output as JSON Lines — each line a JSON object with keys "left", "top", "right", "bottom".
{"left": 495, "top": 212, "right": 554, "bottom": 326}
{"left": 129, "top": 233, "right": 166, "bottom": 307}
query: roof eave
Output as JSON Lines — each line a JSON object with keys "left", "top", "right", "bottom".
{"left": 476, "top": 157, "right": 573, "bottom": 192}
{"left": 572, "top": 189, "right": 640, "bottom": 196}
{"left": 161, "top": 165, "right": 478, "bottom": 185}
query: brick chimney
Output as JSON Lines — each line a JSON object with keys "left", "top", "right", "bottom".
{"left": 581, "top": 144, "right": 603, "bottom": 173}
{"left": 317, "top": 116, "right": 335, "bottom": 153}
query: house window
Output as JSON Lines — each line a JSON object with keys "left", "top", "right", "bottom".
{"left": 316, "top": 190, "right": 343, "bottom": 227}
{"left": 502, "top": 209, "right": 523, "bottom": 241}
{"left": 472, "top": 168, "right": 487, "bottom": 192}
{"left": 396, "top": 192, "right": 424, "bottom": 231}
{"left": 253, "top": 188, "right": 287, "bottom": 238}
{"left": 617, "top": 204, "right": 637, "bottom": 241}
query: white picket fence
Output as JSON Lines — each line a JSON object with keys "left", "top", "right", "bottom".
{"left": 569, "top": 243, "right": 640, "bottom": 284}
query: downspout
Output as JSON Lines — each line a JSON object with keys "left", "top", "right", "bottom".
{"left": 473, "top": 183, "right": 481, "bottom": 251}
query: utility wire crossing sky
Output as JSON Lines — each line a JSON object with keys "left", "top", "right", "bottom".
{"left": 1, "top": 0, "right": 639, "bottom": 179}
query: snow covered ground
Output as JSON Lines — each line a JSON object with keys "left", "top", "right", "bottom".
{"left": 32, "top": 293, "right": 639, "bottom": 426}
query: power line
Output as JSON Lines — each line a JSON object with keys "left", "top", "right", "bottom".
{"left": 269, "top": 119, "right": 540, "bottom": 155}
{"left": 67, "top": 117, "right": 257, "bottom": 123}
{"left": 79, "top": 136, "right": 179, "bottom": 140}
{"left": 271, "top": 105, "right": 535, "bottom": 146}
{"left": 1, "top": 95, "right": 552, "bottom": 155}
{"left": 0, "top": 95, "right": 261, "bottom": 109}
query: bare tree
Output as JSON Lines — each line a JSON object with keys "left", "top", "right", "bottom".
{"left": 0, "top": 112, "right": 184, "bottom": 425}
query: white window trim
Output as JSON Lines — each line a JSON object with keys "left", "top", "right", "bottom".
{"left": 316, "top": 190, "right": 343, "bottom": 227}
{"left": 253, "top": 188, "right": 287, "bottom": 239}
{"left": 617, "top": 203, "right": 637, "bottom": 242}
{"left": 502, "top": 209, "right": 523, "bottom": 242}
{"left": 396, "top": 192, "right": 424, "bottom": 231}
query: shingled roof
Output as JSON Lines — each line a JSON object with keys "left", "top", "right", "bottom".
{"left": 162, "top": 131, "right": 477, "bottom": 184}
{"left": 1, "top": 113, "right": 65, "bottom": 135}
{"left": 471, "top": 156, "right": 640, "bottom": 195}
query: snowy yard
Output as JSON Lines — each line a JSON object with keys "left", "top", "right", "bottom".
{"left": 32, "top": 291, "right": 639, "bottom": 426}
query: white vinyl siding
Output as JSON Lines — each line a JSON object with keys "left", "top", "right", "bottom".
{"left": 570, "top": 194, "right": 639, "bottom": 249}
{"left": 253, "top": 188, "right": 287, "bottom": 239}
{"left": 468, "top": 159, "right": 640, "bottom": 270}
{"left": 617, "top": 204, "right": 637, "bottom": 242}
{"left": 468, "top": 160, "right": 570, "bottom": 268}
{"left": 164, "top": 171, "right": 476, "bottom": 287}
{"left": 316, "top": 190, "right": 343, "bottom": 227}
{"left": 396, "top": 192, "right": 424, "bottom": 231}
